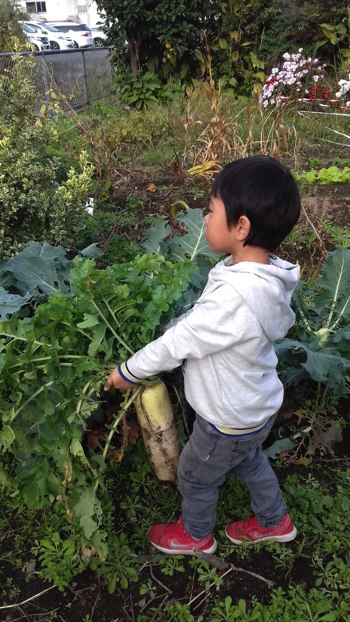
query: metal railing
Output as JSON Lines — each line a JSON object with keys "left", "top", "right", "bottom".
{"left": 0, "top": 47, "right": 114, "bottom": 108}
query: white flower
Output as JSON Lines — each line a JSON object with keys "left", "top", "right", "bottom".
{"left": 270, "top": 98, "right": 275, "bottom": 104}
{"left": 298, "top": 48, "right": 303, "bottom": 53}
{"left": 271, "top": 68, "right": 278, "bottom": 74}
{"left": 346, "top": 101, "right": 350, "bottom": 107}
{"left": 263, "top": 100, "right": 268, "bottom": 107}
{"left": 313, "top": 75, "right": 319, "bottom": 82}
{"left": 283, "top": 53, "right": 290, "bottom": 60}
{"left": 335, "top": 91, "right": 341, "bottom": 98}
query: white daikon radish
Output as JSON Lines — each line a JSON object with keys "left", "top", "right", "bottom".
{"left": 135, "top": 379, "right": 180, "bottom": 482}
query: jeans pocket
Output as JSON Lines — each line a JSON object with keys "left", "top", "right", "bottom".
{"left": 195, "top": 415, "right": 221, "bottom": 460}
{"left": 228, "top": 415, "right": 277, "bottom": 467}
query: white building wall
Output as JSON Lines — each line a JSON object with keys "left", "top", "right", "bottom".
{"left": 20, "top": 0, "right": 102, "bottom": 27}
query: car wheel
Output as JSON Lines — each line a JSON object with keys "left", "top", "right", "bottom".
{"left": 94, "top": 37, "right": 103, "bottom": 47}
{"left": 33, "top": 44, "right": 39, "bottom": 51}
{"left": 51, "top": 41, "right": 60, "bottom": 50}
{"left": 73, "top": 40, "right": 79, "bottom": 48}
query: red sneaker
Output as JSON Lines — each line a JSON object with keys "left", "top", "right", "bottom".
{"left": 148, "top": 516, "right": 217, "bottom": 555}
{"left": 226, "top": 514, "right": 297, "bottom": 545}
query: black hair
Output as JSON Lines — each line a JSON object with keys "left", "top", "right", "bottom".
{"left": 210, "top": 155, "right": 301, "bottom": 251}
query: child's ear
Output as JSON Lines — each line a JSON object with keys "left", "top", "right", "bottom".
{"left": 236, "top": 216, "right": 251, "bottom": 240}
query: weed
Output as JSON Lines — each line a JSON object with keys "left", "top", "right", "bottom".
{"left": 90, "top": 533, "right": 139, "bottom": 592}
{"left": 195, "top": 560, "right": 222, "bottom": 591}
{"left": 120, "top": 495, "right": 144, "bottom": 523}
{"left": 320, "top": 220, "right": 350, "bottom": 248}
{"left": 31, "top": 531, "right": 84, "bottom": 591}
{"left": 140, "top": 579, "right": 156, "bottom": 597}
{"left": 158, "top": 556, "right": 185, "bottom": 576}
{"left": 285, "top": 225, "right": 300, "bottom": 244}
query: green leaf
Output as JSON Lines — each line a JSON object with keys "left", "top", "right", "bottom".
{"left": 81, "top": 244, "right": 104, "bottom": 258}
{"left": 180, "top": 63, "right": 189, "bottom": 79}
{"left": 142, "top": 220, "right": 171, "bottom": 255}
{"left": 77, "top": 314, "right": 100, "bottom": 329}
{"left": 0, "top": 287, "right": 30, "bottom": 320}
{"left": 72, "top": 486, "right": 102, "bottom": 539}
{"left": 315, "top": 248, "right": 350, "bottom": 321}
{"left": 0, "top": 425, "right": 15, "bottom": 452}
{"left": 219, "top": 38, "right": 228, "bottom": 49}
{"left": 5, "top": 256, "right": 66, "bottom": 295}
{"left": 263, "top": 437, "right": 295, "bottom": 460}
{"left": 169, "top": 209, "right": 220, "bottom": 262}
{"left": 88, "top": 323, "right": 107, "bottom": 357}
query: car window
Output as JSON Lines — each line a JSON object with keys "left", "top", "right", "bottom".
{"left": 22, "top": 24, "right": 36, "bottom": 33}
{"left": 42, "top": 24, "right": 59, "bottom": 32}
{"left": 26, "top": 24, "right": 45, "bottom": 33}
{"left": 57, "top": 26, "right": 69, "bottom": 32}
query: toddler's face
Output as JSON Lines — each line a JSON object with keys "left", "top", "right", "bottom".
{"left": 204, "top": 196, "right": 237, "bottom": 255}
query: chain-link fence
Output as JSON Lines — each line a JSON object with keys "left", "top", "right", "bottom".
{"left": 0, "top": 48, "right": 114, "bottom": 109}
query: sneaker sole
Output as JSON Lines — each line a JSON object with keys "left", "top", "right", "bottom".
{"left": 151, "top": 538, "right": 217, "bottom": 555}
{"left": 225, "top": 526, "right": 297, "bottom": 545}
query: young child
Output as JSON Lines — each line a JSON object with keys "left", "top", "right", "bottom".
{"left": 105, "top": 155, "right": 301, "bottom": 555}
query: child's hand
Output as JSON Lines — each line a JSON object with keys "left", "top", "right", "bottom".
{"left": 104, "top": 367, "right": 137, "bottom": 391}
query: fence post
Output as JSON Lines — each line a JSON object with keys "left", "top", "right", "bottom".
{"left": 40, "top": 51, "right": 50, "bottom": 103}
{"left": 109, "top": 48, "right": 114, "bottom": 91}
{"left": 81, "top": 50, "right": 89, "bottom": 105}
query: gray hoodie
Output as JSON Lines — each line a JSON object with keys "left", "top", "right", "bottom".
{"left": 125, "top": 255, "right": 300, "bottom": 429}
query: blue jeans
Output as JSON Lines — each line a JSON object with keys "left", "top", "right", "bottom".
{"left": 177, "top": 413, "right": 287, "bottom": 540}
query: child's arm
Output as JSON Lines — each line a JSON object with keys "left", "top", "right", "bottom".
{"left": 105, "top": 283, "right": 243, "bottom": 389}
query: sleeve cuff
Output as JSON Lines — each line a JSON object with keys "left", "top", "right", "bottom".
{"left": 118, "top": 361, "right": 141, "bottom": 385}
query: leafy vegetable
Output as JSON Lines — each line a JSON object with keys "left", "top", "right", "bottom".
{"left": 294, "top": 166, "right": 350, "bottom": 185}
{"left": 275, "top": 246, "right": 350, "bottom": 397}
{"left": 0, "top": 253, "right": 196, "bottom": 544}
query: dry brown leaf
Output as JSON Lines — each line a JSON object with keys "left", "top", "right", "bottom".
{"left": 147, "top": 183, "right": 156, "bottom": 193}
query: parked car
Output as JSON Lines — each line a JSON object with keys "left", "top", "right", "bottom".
{"left": 45, "top": 22, "right": 93, "bottom": 48}
{"left": 21, "top": 23, "right": 50, "bottom": 51}
{"left": 89, "top": 27, "right": 107, "bottom": 47}
{"left": 24, "top": 22, "right": 74, "bottom": 50}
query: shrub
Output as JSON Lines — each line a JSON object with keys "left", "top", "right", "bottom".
{"left": 0, "top": 51, "right": 93, "bottom": 256}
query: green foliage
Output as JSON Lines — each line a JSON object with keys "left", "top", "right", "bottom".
{"left": 90, "top": 533, "right": 139, "bottom": 592}
{"left": 321, "top": 7, "right": 350, "bottom": 64}
{"left": 0, "top": 52, "right": 93, "bottom": 255}
{"left": 0, "top": 0, "right": 27, "bottom": 52}
{"left": 321, "top": 221, "right": 350, "bottom": 249}
{"left": 295, "top": 166, "right": 350, "bottom": 185}
{"left": 142, "top": 206, "right": 220, "bottom": 314}
{"left": 210, "top": 587, "right": 350, "bottom": 621}
{"left": 275, "top": 247, "right": 350, "bottom": 398}
{"left": 114, "top": 65, "right": 182, "bottom": 109}
{"left": 207, "top": 0, "right": 279, "bottom": 96}
{"left": 0, "top": 241, "right": 103, "bottom": 320}
{"left": 96, "top": 0, "right": 214, "bottom": 80}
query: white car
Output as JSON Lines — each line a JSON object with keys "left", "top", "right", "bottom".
{"left": 90, "top": 27, "right": 107, "bottom": 47}
{"left": 21, "top": 23, "right": 50, "bottom": 51}
{"left": 26, "top": 22, "right": 74, "bottom": 51}
{"left": 46, "top": 22, "right": 93, "bottom": 48}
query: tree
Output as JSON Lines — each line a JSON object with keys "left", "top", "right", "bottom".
{"left": 0, "top": 0, "right": 27, "bottom": 53}
{"left": 95, "top": 0, "right": 214, "bottom": 78}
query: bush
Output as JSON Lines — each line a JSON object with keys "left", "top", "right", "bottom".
{"left": 0, "top": 51, "right": 93, "bottom": 256}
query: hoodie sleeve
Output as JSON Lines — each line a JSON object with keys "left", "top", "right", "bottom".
{"left": 119, "top": 283, "right": 244, "bottom": 383}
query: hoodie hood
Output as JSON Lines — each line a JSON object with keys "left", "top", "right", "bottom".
{"left": 209, "top": 255, "right": 300, "bottom": 342}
